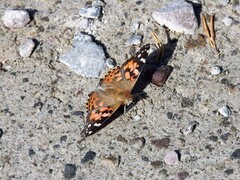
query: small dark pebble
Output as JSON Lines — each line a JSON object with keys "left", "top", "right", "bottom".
{"left": 64, "top": 164, "right": 77, "bottom": 179}
{"left": 141, "top": 156, "right": 149, "bottom": 162}
{"left": 71, "top": 111, "right": 84, "bottom": 116}
{"left": 208, "top": 135, "right": 218, "bottom": 142}
{"left": 28, "top": 148, "right": 36, "bottom": 156}
{"left": 230, "top": 149, "right": 240, "bottom": 159}
{"left": 49, "top": 169, "right": 53, "bottom": 174}
{"left": 60, "top": 135, "right": 67, "bottom": 142}
{"left": 151, "top": 138, "right": 170, "bottom": 149}
{"left": 205, "top": 145, "right": 214, "bottom": 152}
{"left": 81, "top": 150, "right": 96, "bottom": 163}
{"left": 166, "top": 112, "right": 173, "bottom": 119}
{"left": 181, "top": 97, "right": 194, "bottom": 108}
{"left": 136, "top": 0, "right": 142, "bottom": 5}
{"left": 53, "top": 144, "right": 60, "bottom": 149}
{"left": 177, "top": 171, "right": 189, "bottom": 180}
{"left": 224, "top": 169, "right": 234, "bottom": 175}
{"left": 150, "top": 161, "right": 163, "bottom": 168}
{"left": 22, "top": 78, "right": 29, "bottom": 83}
{"left": 220, "top": 133, "right": 231, "bottom": 142}
{"left": 0, "top": 128, "right": 3, "bottom": 139}
{"left": 220, "top": 78, "right": 229, "bottom": 85}
{"left": 147, "top": 66, "right": 172, "bottom": 86}
{"left": 219, "top": 119, "right": 231, "bottom": 127}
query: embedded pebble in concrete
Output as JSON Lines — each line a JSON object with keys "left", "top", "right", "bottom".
{"left": 222, "top": 16, "right": 234, "bottom": 26}
{"left": 131, "top": 22, "right": 140, "bottom": 31}
{"left": 81, "top": 150, "right": 96, "bottom": 163}
{"left": 126, "top": 34, "right": 143, "bottom": 45}
{"left": 177, "top": 171, "right": 189, "bottom": 180}
{"left": 79, "top": 6, "right": 102, "bottom": 19}
{"left": 235, "top": 4, "right": 240, "bottom": 14}
{"left": 210, "top": 66, "right": 222, "bottom": 75}
{"left": 2, "top": 9, "right": 30, "bottom": 28}
{"left": 59, "top": 33, "right": 106, "bottom": 77}
{"left": 182, "top": 121, "right": 199, "bottom": 135}
{"left": 230, "top": 149, "right": 240, "bottom": 159}
{"left": 106, "top": 58, "right": 117, "bottom": 68}
{"left": 218, "top": 106, "right": 231, "bottom": 117}
{"left": 64, "top": 164, "right": 77, "bottom": 179}
{"left": 164, "top": 150, "right": 179, "bottom": 165}
{"left": 152, "top": 0, "right": 198, "bottom": 35}
{"left": 19, "top": 38, "right": 35, "bottom": 57}
{"left": 217, "top": 0, "right": 230, "bottom": 6}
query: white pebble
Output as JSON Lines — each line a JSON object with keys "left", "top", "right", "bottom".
{"left": 210, "top": 66, "right": 222, "bottom": 75}
{"left": 218, "top": 106, "right": 231, "bottom": 117}
{"left": 131, "top": 22, "right": 140, "bottom": 31}
{"left": 79, "top": 6, "right": 101, "bottom": 19}
{"left": 126, "top": 34, "right": 142, "bottom": 45}
{"left": 222, "top": 16, "right": 234, "bottom": 27}
{"left": 19, "top": 38, "right": 35, "bottom": 57}
{"left": 164, "top": 151, "right": 179, "bottom": 165}
{"left": 235, "top": 5, "right": 240, "bottom": 14}
{"left": 182, "top": 121, "right": 199, "bottom": 135}
{"left": 106, "top": 58, "right": 116, "bottom": 68}
{"left": 2, "top": 9, "right": 30, "bottom": 29}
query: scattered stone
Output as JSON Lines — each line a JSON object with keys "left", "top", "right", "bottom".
{"left": 126, "top": 34, "right": 143, "bottom": 45}
{"left": 148, "top": 66, "right": 173, "bottom": 86}
{"left": 230, "top": 149, "right": 240, "bottom": 159}
{"left": 129, "top": 137, "right": 146, "bottom": 149}
{"left": 224, "top": 169, "right": 234, "bottom": 175}
{"left": 19, "top": 38, "right": 35, "bottom": 57}
{"left": 106, "top": 58, "right": 117, "bottom": 68}
{"left": 152, "top": 0, "right": 198, "bottom": 35}
{"left": 218, "top": 106, "right": 231, "bottom": 117}
{"left": 2, "top": 9, "right": 30, "bottom": 29}
{"left": 81, "top": 150, "right": 96, "bottom": 163}
{"left": 60, "top": 135, "right": 67, "bottom": 142}
{"left": 177, "top": 171, "right": 189, "bottom": 180}
{"left": 210, "top": 66, "right": 222, "bottom": 75}
{"left": 150, "top": 161, "right": 163, "bottom": 168}
{"left": 220, "top": 133, "right": 231, "bottom": 142}
{"left": 28, "top": 148, "right": 36, "bottom": 156}
{"left": 181, "top": 97, "right": 194, "bottom": 108}
{"left": 182, "top": 121, "right": 199, "bottom": 135}
{"left": 222, "top": 16, "right": 234, "bottom": 27}
{"left": 79, "top": 6, "right": 102, "bottom": 19}
{"left": 208, "top": 135, "right": 218, "bottom": 142}
{"left": 59, "top": 33, "right": 106, "bottom": 77}
{"left": 151, "top": 138, "right": 170, "bottom": 149}
{"left": 102, "top": 155, "right": 119, "bottom": 168}
{"left": 131, "top": 22, "right": 140, "bottom": 31}
{"left": 141, "top": 156, "right": 150, "bottom": 162}
{"left": 64, "top": 164, "right": 77, "bottom": 179}
{"left": 116, "top": 135, "right": 128, "bottom": 143}
{"left": 164, "top": 150, "right": 179, "bottom": 165}
{"left": 235, "top": 4, "right": 240, "bottom": 14}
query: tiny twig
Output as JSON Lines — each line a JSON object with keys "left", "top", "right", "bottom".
{"left": 150, "top": 31, "right": 164, "bottom": 62}
{"left": 202, "top": 14, "right": 217, "bottom": 49}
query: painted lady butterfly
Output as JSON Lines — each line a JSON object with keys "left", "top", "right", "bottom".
{"left": 82, "top": 44, "right": 150, "bottom": 136}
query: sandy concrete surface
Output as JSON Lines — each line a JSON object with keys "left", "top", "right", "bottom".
{"left": 0, "top": 0, "right": 239, "bottom": 179}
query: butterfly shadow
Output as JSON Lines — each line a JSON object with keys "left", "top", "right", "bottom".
{"left": 132, "top": 37, "right": 178, "bottom": 96}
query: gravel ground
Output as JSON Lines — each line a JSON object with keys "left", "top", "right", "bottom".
{"left": 0, "top": 0, "right": 240, "bottom": 179}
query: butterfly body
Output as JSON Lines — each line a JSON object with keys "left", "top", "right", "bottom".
{"left": 83, "top": 44, "right": 150, "bottom": 136}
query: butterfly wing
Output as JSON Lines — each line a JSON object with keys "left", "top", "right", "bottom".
{"left": 100, "top": 44, "right": 150, "bottom": 92}
{"left": 82, "top": 44, "right": 150, "bottom": 136}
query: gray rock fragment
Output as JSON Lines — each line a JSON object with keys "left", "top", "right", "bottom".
{"left": 19, "top": 38, "right": 35, "bottom": 57}
{"left": 2, "top": 9, "right": 30, "bottom": 28}
{"left": 126, "top": 34, "right": 143, "bottom": 45}
{"left": 152, "top": 0, "right": 198, "bottom": 35}
{"left": 59, "top": 33, "right": 106, "bottom": 77}
{"left": 79, "top": 6, "right": 102, "bottom": 19}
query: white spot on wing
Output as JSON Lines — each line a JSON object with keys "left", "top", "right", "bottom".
{"left": 94, "top": 123, "right": 102, "bottom": 127}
